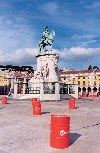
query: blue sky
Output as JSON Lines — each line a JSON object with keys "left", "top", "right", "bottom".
{"left": 0, "top": 0, "right": 100, "bottom": 70}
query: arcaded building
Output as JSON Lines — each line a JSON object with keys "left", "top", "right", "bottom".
{"left": 60, "top": 69, "right": 100, "bottom": 97}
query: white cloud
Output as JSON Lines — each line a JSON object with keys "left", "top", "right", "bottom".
{"left": 59, "top": 47, "right": 100, "bottom": 61}
{"left": 0, "top": 47, "right": 100, "bottom": 70}
{"left": 0, "top": 48, "right": 38, "bottom": 66}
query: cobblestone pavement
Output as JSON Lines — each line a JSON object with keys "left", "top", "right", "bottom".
{"left": 0, "top": 98, "right": 100, "bottom": 153}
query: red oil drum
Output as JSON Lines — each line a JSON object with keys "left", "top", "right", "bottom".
{"left": 50, "top": 115, "right": 70, "bottom": 149}
{"left": 31, "top": 98, "right": 37, "bottom": 106}
{"left": 2, "top": 96, "right": 7, "bottom": 104}
{"left": 33, "top": 101, "right": 41, "bottom": 115}
{"left": 69, "top": 99, "right": 75, "bottom": 109}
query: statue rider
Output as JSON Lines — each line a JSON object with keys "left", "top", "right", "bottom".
{"left": 39, "top": 26, "right": 49, "bottom": 52}
{"left": 43, "top": 26, "right": 49, "bottom": 42}
{"left": 39, "top": 26, "right": 55, "bottom": 52}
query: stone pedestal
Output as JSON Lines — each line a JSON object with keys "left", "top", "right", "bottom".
{"left": 36, "top": 51, "right": 59, "bottom": 82}
{"left": 29, "top": 50, "right": 60, "bottom": 101}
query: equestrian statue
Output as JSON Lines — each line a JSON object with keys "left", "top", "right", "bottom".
{"left": 39, "top": 26, "right": 55, "bottom": 53}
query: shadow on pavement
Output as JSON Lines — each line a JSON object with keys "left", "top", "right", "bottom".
{"left": 75, "top": 106, "right": 79, "bottom": 109}
{"left": 0, "top": 107, "right": 6, "bottom": 109}
{"left": 70, "top": 133, "right": 81, "bottom": 145}
{"left": 41, "top": 111, "right": 50, "bottom": 115}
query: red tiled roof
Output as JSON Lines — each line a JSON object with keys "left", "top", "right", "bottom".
{"left": 60, "top": 69, "right": 100, "bottom": 75}
{"left": 14, "top": 72, "right": 33, "bottom": 78}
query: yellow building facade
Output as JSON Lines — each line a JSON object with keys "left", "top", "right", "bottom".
{"left": 0, "top": 72, "right": 10, "bottom": 95}
{"left": 0, "top": 73, "right": 9, "bottom": 86}
{"left": 60, "top": 69, "right": 100, "bottom": 97}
